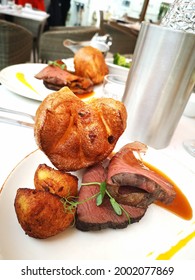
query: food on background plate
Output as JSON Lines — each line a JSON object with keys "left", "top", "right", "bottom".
{"left": 76, "top": 142, "right": 176, "bottom": 231}
{"left": 34, "top": 164, "right": 78, "bottom": 198}
{"left": 74, "top": 46, "right": 109, "bottom": 84}
{"left": 113, "top": 53, "right": 132, "bottom": 68}
{"left": 14, "top": 188, "right": 76, "bottom": 239}
{"left": 35, "top": 60, "right": 93, "bottom": 95}
{"left": 34, "top": 87, "right": 127, "bottom": 171}
{"left": 34, "top": 46, "right": 109, "bottom": 94}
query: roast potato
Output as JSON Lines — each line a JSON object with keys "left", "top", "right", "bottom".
{"left": 34, "top": 164, "right": 78, "bottom": 198}
{"left": 14, "top": 188, "right": 75, "bottom": 239}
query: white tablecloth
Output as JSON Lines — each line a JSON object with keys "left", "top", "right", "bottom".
{"left": 0, "top": 84, "right": 195, "bottom": 190}
{"left": 0, "top": 5, "right": 49, "bottom": 21}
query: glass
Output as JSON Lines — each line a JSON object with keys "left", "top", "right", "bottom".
{"left": 183, "top": 140, "right": 195, "bottom": 157}
{"left": 182, "top": 89, "right": 195, "bottom": 157}
{"left": 102, "top": 74, "right": 126, "bottom": 101}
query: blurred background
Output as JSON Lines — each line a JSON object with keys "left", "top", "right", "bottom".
{"left": 66, "top": 0, "right": 173, "bottom": 26}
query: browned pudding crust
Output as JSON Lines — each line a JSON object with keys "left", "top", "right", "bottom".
{"left": 74, "top": 46, "right": 109, "bottom": 84}
{"left": 34, "top": 87, "right": 127, "bottom": 171}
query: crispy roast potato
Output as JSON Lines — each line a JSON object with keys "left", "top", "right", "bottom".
{"left": 14, "top": 188, "right": 75, "bottom": 239}
{"left": 34, "top": 164, "right": 78, "bottom": 198}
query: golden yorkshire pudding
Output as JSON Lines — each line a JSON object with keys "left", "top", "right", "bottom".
{"left": 34, "top": 87, "right": 127, "bottom": 171}
{"left": 74, "top": 46, "right": 109, "bottom": 85}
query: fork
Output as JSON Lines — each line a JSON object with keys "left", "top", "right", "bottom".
{"left": 0, "top": 107, "right": 35, "bottom": 128}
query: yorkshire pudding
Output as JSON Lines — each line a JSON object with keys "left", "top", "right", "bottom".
{"left": 34, "top": 87, "right": 127, "bottom": 171}
{"left": 74, "top": 46, "right": 109, "bottom": 84}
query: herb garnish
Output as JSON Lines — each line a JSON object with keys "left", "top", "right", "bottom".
{"left": 48, "top": 60, "right": 67, "bottom": 70}
{"left": 62, "top": 181, "right": 131, "bottom": 224}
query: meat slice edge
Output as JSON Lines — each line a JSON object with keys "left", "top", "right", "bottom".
{"left": 107, "top": 143, "right": 176, "bottom": 205}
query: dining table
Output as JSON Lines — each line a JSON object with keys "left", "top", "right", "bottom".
{"left": 0, "top": 4, "right": 50, "bottom": 62}
{"left": 108, "top": 19, "right": 141, "bottom": 37}
{"left": 0, "top": 4, "right": 49, "bottom": 21}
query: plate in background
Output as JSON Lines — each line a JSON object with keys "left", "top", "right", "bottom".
{"left": 0, "top": 61, "right": 103, "bottom": 102}
{"left": 106, "top": 57, "right": 131, "bottom": 79}
{"left": 0, "top": 63, "right": 52, "bottom": 101}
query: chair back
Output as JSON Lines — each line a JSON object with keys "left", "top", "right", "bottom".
{"left": 0, "top": 20, "right": 33, "bottom": 70}
{"left": 39, "top": 26, "right": 100, "bottom": 62}
{"left": 102, "top": 23, "right": 137, "bottom": 54}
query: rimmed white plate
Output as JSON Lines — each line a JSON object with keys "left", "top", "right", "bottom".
{"left": 0, "top": 61, "right": 103, "bottom": 102}
{"left": 0, "top": 63, "right": 52, "bottom": 101}
{"left": 0, "top": 147, "right": 194, "bottom": 260}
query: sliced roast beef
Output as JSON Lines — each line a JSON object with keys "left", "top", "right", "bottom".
{"left": 76, "top": 142, "right": 176, "bottom": 232}
{"left": 107, "top": 142, "right": 176, "bottom": 205}
{"left": 106, "top": 184, "right": 154, "bottom": 208}
{"left": 76, "top": 163, "right": 147, "bottom": 231}
{"left": 35, "top": 63, "right": 94, "bottom": 94}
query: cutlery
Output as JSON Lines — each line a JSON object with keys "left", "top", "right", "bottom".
{"left": 0, "top": 107, "right": 34, "bottom": 128}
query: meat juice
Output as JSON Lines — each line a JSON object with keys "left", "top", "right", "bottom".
{"left": 76, "top": 91, "right": 95, "bottom": 99}
{"left": 145, "top": 162, "right": 192, "bottom": 220}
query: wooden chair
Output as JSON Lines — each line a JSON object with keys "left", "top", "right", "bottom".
{"left": 0, "top": 20, "right": 33, "bottom": 70}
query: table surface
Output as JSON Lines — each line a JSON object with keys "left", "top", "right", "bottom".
{"left": 0, "top": 84, "right": 194, "bottom": 191}
{"left": 0, "top": 5, "right": 49, "bottom": 21}
{"left": 108, "top": 19, "right": 141, "bottom": 37}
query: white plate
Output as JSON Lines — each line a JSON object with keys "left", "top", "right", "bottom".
{"left": 0, "top": 61, "right": 103, "bottom": 102}
{"left": 106, "top": 57, "right": 131, "bottom": 79}
{"left": 0, "top": 147, "right": 195, "bottom": 260}
{"left": 0, "top": 63, "right": 52, "bottom": 101}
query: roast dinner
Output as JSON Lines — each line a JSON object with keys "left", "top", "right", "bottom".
{"left": 14, "top": 46, "right": 177, "bottom": 239}
{"left": 35, "top": 46, "right": 109, "bottom": 94}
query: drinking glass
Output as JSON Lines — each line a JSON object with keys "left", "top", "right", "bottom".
{"left": 102, "top": 74, "right": 126, "bottom": 101}
{"left": 183, "top": 140, "right": 195, "bottom": 157}
{"left": 182, "top": 89, "right": 195, "bottom": 157}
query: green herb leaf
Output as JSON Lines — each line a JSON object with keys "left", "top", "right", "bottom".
{"left": 48, "top": 60, "right": 67, "bottom": 70}
{"left": 96, "top": 181, "right": 106, "bottom": 206}
{"left": 81, "top": 181, "right": 131, "bottom": 222}
{"left": 110, "top": 197, "right": 122, "bottom": 216}
{"left": 96, "top": 193, "right": 103, "bottom": 206}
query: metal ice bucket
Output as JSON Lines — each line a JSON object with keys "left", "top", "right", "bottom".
{"left": 122, "top": 22, "right": 195, "bottom": 149}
